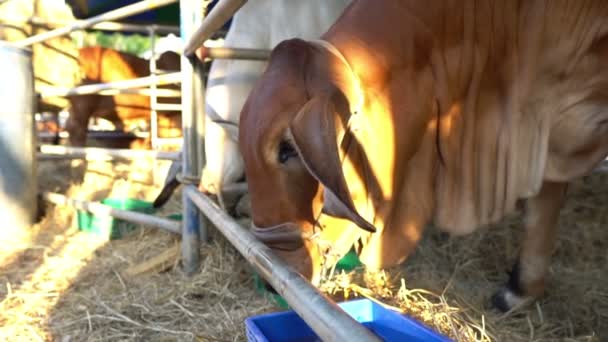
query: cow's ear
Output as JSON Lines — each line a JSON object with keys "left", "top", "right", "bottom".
{"left": 288, "top": 90, "right": 376, "bottom": 233}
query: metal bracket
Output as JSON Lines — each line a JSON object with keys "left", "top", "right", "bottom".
{"left": 177, "top": 172, "right": 200, "bottom": 185}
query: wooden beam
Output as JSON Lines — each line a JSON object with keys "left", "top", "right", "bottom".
{"left": 122, "top": 243, "right": 181, "bottom": 278}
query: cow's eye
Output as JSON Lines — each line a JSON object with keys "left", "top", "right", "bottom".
{"left": 278, "top": 140, "right": 298, "bottom": 163}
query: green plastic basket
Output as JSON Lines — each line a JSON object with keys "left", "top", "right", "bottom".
{"left": 77, "top": 198, "right": 155, "bottom": 240}
{"left": 253, "top": 249, "right": 363, "bottom": 309}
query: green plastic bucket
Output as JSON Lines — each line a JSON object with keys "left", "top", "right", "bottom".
{"left": 77, "top": 198, "right": 155, "bottom": 240}
{"left": 253, "top": 249, "right": 363, "bottom": 309}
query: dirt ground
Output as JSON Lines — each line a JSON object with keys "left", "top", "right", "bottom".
{"left": 0, "top": 158, "right": 605, "bottom": 341}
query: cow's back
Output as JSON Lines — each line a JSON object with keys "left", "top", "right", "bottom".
{"left": 78, "top": 46, "right": 150, "bottom": 83}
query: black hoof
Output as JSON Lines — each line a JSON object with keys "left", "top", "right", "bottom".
{"left": 491, "top": 288, "right": 513, "bottom": 312}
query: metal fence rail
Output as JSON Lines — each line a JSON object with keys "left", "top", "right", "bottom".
{"left": 184, "top": 186, "right": 381, "bottom": 342}
{"left": 39, "top": 144, "right": 180, "bottom": 161}
{"left": 28, "top": 17, "right": 180, "bottom": 35}
{"left": 183, "top": 0, "right": 246, "bottom": 55}
{"left": 14, "top": 0, "right": 179, "bottom": 47}
{"left": 203, "top": 46, "right": 270, "bottom": 60}
{"left": 43, "top": 192, "right": 181, "bottom": 234}
{"left": 39, "top": 72, "right": 182, "bottom": 98}
{"left": 95, "top": 88, "right": 182, "bottom": 97}
{"left": 37, "top": 45, "right": 270, "bottom": 100}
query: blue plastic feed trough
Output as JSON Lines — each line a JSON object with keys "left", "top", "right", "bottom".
{"left": 245, "top": 298, "right": 453, "bottom": 342}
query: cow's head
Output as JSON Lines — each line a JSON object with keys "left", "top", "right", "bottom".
{"left": 238, "top": 39, "right": 375, "bottom": 284}
{"left": 184, "top": 0, "right": 372, "bottom": 283}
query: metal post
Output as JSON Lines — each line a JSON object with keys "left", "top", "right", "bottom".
{"left": 194, "top": 42, "right": 208, "bottom": 246}
{"left": 148, "top": 26, "right": 159, "bottom": 151}
{"left": 184, "top": 186, "right": 381, "bottom": 342}
{"left": 179, "top": 0, "right": 206, "bottom": 275}
{"left": 14, "top": 0, "right": 178, "bottom": 47}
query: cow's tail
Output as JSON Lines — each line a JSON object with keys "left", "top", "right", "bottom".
{"left": 153, "top": 159, "right": 182, "bottom": 208}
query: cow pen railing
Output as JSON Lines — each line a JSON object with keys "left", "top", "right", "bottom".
{"left": 43, "top": 191, "right": 181, "bottom": 234}
{"left": 13, "top": 0, "right": 383, "bottom": 340}
{"left": 37, "top": 144, "right": 181, "bottom": 161}
{"left": 184, "top": 186, "right": 382, "bottom": 341}
{"left": 27, "top": 16, "right": 181, "bottom": 36}
{"left": 39, "top": 72, "right": 183, "bottom": 98}
{"left": 13, "top": 0, "right": 179, "bottom": 48}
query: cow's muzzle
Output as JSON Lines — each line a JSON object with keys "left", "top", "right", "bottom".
{"left": 250, "top": 222, "right": 313, "bottom": 251}
{"left": 251, "top": 221, "right": 322, "bottom": 290}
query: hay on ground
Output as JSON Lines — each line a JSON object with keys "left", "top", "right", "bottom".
{"left": 0, "top": 158, "right": 605, "bottom": 341}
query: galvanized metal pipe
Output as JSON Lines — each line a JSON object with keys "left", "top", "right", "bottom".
{"left": 38, "top": 131, "right": 150, "bottom": 140}
{"left": 38, "top": 145, "right": 180, "bottom": 161}
{"left": 28, "top": 17, "right": 180, "bottom": 35}
{"left": 222, "top": 182, "right": 248, "bottom": 196}
{"left": 14, "top": 0, "right": 178, "bottom": 47}
{"left": 39, "top": 72, "right": 182, "bottom": 98}
{"left": 43, "top": 192, "right": 181, "bottom": 235}
{"left": 184, "top": 186, "right": 381, "bottom": 342}
{"left": 183, "top": 0, "right": 247, "bottom": 55}
{"left": 193, "top": 15, "right": 210, "bottom": 247}
{"left": 38, "top": 48, "right": 265, "bottom": 99}
{"left": 97, "top": 88, "right": 181, "bottom": 97}
{"left": 179, "top": 0, "right": 206, "bottom": 274}
{"left": 152, "top": 103, "right": 182, "bottom": 111}
{"left": 203, "top": 47, "right": 270, "bottom": 61}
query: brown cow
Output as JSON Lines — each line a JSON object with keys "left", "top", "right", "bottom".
{"left": 189, "top": 0, "right": 608, "bottom": 311}
{"left": 66, "top": 46, "right": 182, "bottom": 147}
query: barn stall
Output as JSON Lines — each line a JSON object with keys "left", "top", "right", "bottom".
{"left": 0, "top": 0, "right": 606, "bottom": 341}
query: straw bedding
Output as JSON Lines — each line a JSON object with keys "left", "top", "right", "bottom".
{"left": 0, "top": 158, "right": 605, "bottom": 341}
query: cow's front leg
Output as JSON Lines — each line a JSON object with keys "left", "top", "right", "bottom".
{"left": 492, "top": 181, "right": 568, "bottom": 311}
{"left": 65, "top": 113, "right": 88, "bottom": 147}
